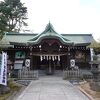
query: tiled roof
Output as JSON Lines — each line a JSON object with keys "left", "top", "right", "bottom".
{"left": 0, "top": 23, "right": 93, "bottom": 46}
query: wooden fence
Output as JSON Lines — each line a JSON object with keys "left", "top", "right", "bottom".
{"left": 63, "top": 70, "right": 81, "bottom": 79}
{"left": 18, "top": 70, "right": 39, "bottom": 80}
{"left": 63, "top": 70, "right": 93, "bottom": 80}
{"left": 18, "top": 69, "right": 93, "bottom": 80}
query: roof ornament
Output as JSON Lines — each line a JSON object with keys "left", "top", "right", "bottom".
{"left": 44, "top": 21, "right": 55, "bottom": 33}
{"left": 49, "top": 20, "right": 51, "bottom": 25}
{"left": 48, "top": 21, "right": 52, "bottom": 32}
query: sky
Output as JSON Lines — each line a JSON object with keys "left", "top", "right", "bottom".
{"left": 1, "top": 0, "right": 100, "bottom": 41}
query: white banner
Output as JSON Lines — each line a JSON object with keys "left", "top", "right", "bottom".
{"left": 90, "top": 48, "right": 94, "bottom": 61}
{"left": 25, "top": 59, "right": 30, "bottom": 67}
{"left": 0, "top": 52, "right": 7, "bottom": 86}
{"left": 70, "top": 59, "right": 75, "bottom": 67}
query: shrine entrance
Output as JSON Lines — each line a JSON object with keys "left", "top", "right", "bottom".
{"left": 39, "top": 55, "right": 62, "bottom": 75}
{"left": 31, "top": 39, "right": 68, "bottom": 75}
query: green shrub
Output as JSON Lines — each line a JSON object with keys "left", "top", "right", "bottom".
{"left": 0, "top": 79, "right": 21, "bottom": 100}
{"left": 93, "top": 55, "right": 97, "bottom": 60}
{"left": 8, "top": 80, "right": 21, "bottom": 91}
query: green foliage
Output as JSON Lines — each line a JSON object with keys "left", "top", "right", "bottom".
{"left": 8, "top": 80, "right": 21, "bottom": 91}
{"left": 88, "top": 40, "right": 100, "bottom": 54}
{"left": 0, "top": 80, "right": 21, "bottom": 100}
{"left": 93, "top": 55, "right": 97, "bottom": 60}
{"left": 0, "top": 0, "right": 28, "bottom": 39}
{"left": 94, "top": 47, "right": 100, "bottom": 54}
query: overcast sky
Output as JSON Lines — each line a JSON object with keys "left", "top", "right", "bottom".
{"left": 1, "top": 0, "right": 100, "bottom": 41}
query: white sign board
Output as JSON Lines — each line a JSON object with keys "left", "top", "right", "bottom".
{"left": 0, "top": 52, "right": 7, "bottom": 86}
{"left": 14, "top": 60, "right": 23, "bottom": 69}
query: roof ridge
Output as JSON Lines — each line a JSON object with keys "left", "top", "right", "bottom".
{"left": 62, "top": 34, "right": 92, "bottom": 36}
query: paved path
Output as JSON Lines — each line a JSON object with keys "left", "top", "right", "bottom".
{"left": 15, "top": 76, "right": 89, "bottom": 100}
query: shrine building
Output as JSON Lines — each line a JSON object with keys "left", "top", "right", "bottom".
{"left": 0, "top": 23, "right": 93, "bottom": 75}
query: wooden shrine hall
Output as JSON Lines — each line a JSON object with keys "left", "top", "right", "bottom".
{"left": 0, "top": 22, "right": 93, "bottom": 75}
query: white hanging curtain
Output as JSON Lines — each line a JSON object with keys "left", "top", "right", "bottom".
{"left": 47, "top": 55, "right": 48, "bottom": 60}
{"left": 42, "top": 56, "right": 43, "bottom": 61}
{"left": 58, "top": 55, "right": 60, "bottom": 61}
{"left": 44, "top": 56, "right": 45, "bottom": 59}
{"left": 45, "top": 56, "right": 47, "bottom": 59}
{"left": 48, "top": 56, "right": 49, "bottom": 60}
{"left": 40, "top": 56, "right": 42, "bottom": 61}
{"left": 49, "top": 56, "right": 51, "bottom": 60}
{"left": 52, "top": 56, "right": 54, "bottom": 61}
{"left": 54, "top": 56, "right": 55, "bottom": 60}
{"left": 56, "top": 56, "right": 58, "bottom": 60}
{"left": 51, "top": 56, "right": 52, "bottom": 60}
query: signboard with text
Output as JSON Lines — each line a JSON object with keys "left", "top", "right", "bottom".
{"left": 0, "top": 52, "right": 7, "bottom": 86}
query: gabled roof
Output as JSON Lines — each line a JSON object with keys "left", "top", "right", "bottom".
{"left": 28, "top": 22, "right": 73, "bottom": 45}
{"left": 0, "top": 23, "right": 93, "bottom": 46}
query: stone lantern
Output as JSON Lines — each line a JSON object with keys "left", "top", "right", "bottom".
{"left": 89, "top": 54, "right": 100, "bottom": 91}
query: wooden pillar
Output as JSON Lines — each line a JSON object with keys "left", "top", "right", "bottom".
{"left": 30, "top": 47, "right": 33, "bottom": 70}
{"left": 85, "top": 47, "right": 87, "bottom": 62}
{"left": 61, "top": 55, "right": 67, "bottom": 70}
{"left": 32, "top": 55, "right": 36, "bottom": 70}
{"left": 67, "top": 47, "right": 70, "bottom": 69}
{"left": 33, "top": 55, "right": 39, "bottom": 70}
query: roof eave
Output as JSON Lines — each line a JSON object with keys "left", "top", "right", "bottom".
{"left": 10, "top": 42, "right": 27, "bottom": 46}
{"left": 28, "top": 36, "right": 73, "bottom": 45}
{"left": 74, "top": 43, "right": 91, "bottom": 46}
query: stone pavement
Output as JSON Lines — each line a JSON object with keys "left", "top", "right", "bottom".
{"left": 14, "top": 76, "right": 89, "bottom": 100}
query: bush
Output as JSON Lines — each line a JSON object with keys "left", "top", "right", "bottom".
{"left": 0, "top": 79, "right": 21, "bottom": 100}
{"left": 8, "top": 80, "right": 21, "bottom": 91}
{"left": 93, "top": 55, "right": 97, "bottom": 60}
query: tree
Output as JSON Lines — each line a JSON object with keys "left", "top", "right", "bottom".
{"left": 88, "top": 40, "right": 100, "bottom": 54}
{"left": 0, "top": 0, "right": 28, "bottom": 39}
